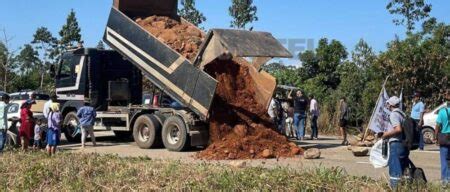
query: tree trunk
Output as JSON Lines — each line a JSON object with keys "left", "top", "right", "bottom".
{"left": 40, "top": 72, "right": 44, "bottom": 90}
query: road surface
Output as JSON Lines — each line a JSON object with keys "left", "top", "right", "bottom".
{"left": 59, "top": 132, "right": 441, "bottom": 183}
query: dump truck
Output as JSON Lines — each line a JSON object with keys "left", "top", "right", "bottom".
{"left": 53, "top": 0, "right": 292, "bottom": 151}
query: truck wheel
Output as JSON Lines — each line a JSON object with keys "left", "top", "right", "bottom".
{"left": 162, "top": 116, "right": 189, "bottom": 152}
{"left": 133, "top": 114, "right": 162, "bottom": 149}
{"left": 422, "top": 127, "right": 435, "bottom": 144}
{"left": 63, "top": 112, "right": 81, "bottom": 142}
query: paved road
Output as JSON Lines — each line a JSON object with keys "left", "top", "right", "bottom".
{"left": 59, "top": 132, "right": 441, "bottom": 183}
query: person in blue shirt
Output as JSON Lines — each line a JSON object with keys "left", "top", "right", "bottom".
{"left": 77, "top": 99, "right": 97, "bottom": 148}
{"left": 411, "top": 92, "right": 426, "bottom": 150}
{"left": 436, "top": 89, "right": 450, "bottom": 185}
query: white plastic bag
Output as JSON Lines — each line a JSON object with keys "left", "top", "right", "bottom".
{"left": 369, "top": 140, "right": 389, "bottom": 168}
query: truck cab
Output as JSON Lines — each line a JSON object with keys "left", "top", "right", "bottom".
{"left": 54, "top": 48, "right": 208, "bottom": 151}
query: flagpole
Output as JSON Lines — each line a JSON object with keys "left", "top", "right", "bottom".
{"left": 362, "top": 76, "right": 390, "bottom": 142}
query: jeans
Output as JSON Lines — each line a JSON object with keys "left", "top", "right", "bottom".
{"left": 413, "top": 119, "right": 425, "bottom": 150}
{"left": 0, "top": 130, "right": 5, "bottom": 152}
{"left": 310, "top": 115, "right": 318, "bottom": 138}
{"left": 388, "top": 141, "right": 410, "bottom": 188}
{"left": 440, "top": 146, "right": 450, "bottom": 184}
{"left": 293, "top": 112, "right": 307, "bottom": 139}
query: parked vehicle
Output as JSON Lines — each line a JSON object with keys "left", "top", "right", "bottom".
{"left": 422, "top": 102, "right": 448, "bottom": 144}
{"left": 9, "top": 91, "right": 49, "bottom": 114}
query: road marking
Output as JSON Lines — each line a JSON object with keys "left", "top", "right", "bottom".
{"left": 356, "top": 161, "right": 370, "bottom": 164}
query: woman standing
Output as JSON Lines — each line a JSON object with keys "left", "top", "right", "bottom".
{"left": 19, "top": 100, "right": 35, "bottom": 150}
{"left": 47, "top": 103, "right": 62, "bottom": 156}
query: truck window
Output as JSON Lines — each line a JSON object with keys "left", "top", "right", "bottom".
{"left": 58, "top": 56, "right": 81, "bottom": 79}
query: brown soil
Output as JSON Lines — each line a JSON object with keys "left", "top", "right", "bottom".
{"left": 136, "top": 15, "right": 302, "bottom": 160}
{"left": 136, "top": 16, "right": 204, "bottom": 62}
{"left": 197, "top": 59, "right": 303, "bottom": 160}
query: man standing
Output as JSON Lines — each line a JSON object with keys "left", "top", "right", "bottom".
{"left": 77, "top": 99, "right": 97, "bottom": 148}
{"left": 0, "top": 94, "right": 10, "bottom": 152}
{"left": 289, "top": 90, "right": 308, "bottom": 141}
{"left": 379, "top": 96, "right": 412, "bottom": 188}
{"left": 339, "top": 97, "right": 349, "bottom": 145}
{"left": 435, "top": 89, "right": 450, "bottom": 185}
{"left": 411, "top": 92, "right": 425, "bottom": 150}
{"left": 44, "top": 94, "right": 58, "bottom": 118}
{"left": 309, "top": 95, "right": 319, "bottom": 140}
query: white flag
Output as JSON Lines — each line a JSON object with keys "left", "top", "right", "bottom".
{"left": 368, "top": 86, "right": 392, "bottom": 133}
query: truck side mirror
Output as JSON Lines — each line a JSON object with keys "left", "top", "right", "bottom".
{"left": 50, "top": 64, "right": 56, "bottom": 78}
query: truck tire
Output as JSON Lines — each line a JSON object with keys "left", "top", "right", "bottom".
{"left": 133, "top": 114, "right": 162, "bottom": 149}
{"left": 63, "top": 112, "right": 81, "bottom": 142}
{"left": 422, "top": 127, "right": 435, "bottom": 144}
{"left": 162, "top": 116, "right": 189, "bottom": 152}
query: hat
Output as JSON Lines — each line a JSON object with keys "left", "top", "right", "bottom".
{"left": 50, "top": 103, "right": 60, "bottom": 112}
{"left": 413, "top": 92, "right": 421, "bottom": 97}
{"left": 25, "top": 99, "right": 36, "bottom": 105}
{"left": 386, "top": 96, "right": 401, "bottom": 106}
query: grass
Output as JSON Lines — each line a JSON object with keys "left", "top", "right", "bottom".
{"left": 0, "top": 151, "right": 441, "bottom": 191}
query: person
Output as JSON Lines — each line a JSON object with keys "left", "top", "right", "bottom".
{"left": 268, "top": 94, "right": 282, "bottom": 133}
{"left": 0, "top": 94, "right": 10, "bottom": 153}
{"left": 44, "top": 94, "right": 58, "bottom": 119}
{"left": 411, "top": 92, "right": 426, "bottom": 150}
{"left": 309, "top": 95, "right": 319, "bottom": 140}
{"left": 77, "top": 99, "right": 97, "bottom": 148}
{"left": 33, "top": 119, "right": 42, "bottom": 150}
{"left": 289, "top": 90, "right": 309, "bottom": 141}
{"left": 19, "top": 99, "right": 35, "bottom": 151}
{"left": 47, "top": 103, "right": 62, "bottom": 155}
{"left": 435, "top": 89, "right": 450, "bottom": 186}
{"left": 378, "top": 96, "right": 412, "bottom": 188}
{"left": 339, "top": 97, "right": 349, "bottom": 145}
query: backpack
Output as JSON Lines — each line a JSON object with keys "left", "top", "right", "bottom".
{"left": 403, "top": 159, "right": 427, "bottom": 184}
{"left": 394, "top": 111, "right": 420, "bottom": 150}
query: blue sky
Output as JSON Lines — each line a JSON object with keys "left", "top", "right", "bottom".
{"left": 1, "top": 0, "right": 449, "bottom": 66}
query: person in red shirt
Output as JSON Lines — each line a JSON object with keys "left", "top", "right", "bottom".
{"left": 19, "top": 99, "right": 35, "bottom": 150}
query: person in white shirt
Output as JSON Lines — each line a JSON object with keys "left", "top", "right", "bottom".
{"left": 309, "top": 95, "right": 319, "bottom": 140}
{"left": 0, "top": 94, "right": 10, "bottom": 152}
{"left": 43, "top": 95, "right": 58, "bottom": 118}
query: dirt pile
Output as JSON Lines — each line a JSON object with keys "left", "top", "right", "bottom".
{"left": 136, "top": 16, "right": 204, "bottom": 62}
{"left": 197, "top": 59, "right": 303, "bottom": 160}
{"left": 136, "top": 16, "right": 302, "bottom": 160}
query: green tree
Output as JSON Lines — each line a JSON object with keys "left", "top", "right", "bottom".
{"left": 16, "top": 44, "right": 40, "bottom": 76}
{"left": 352, "top": 39, "right": 376, "bottom": 70}
{"left": 32, "top": 27, "right": 57, "bottom": 89}
{"left": 229, "top": 0, "right": 258, "bottom": 29}
{"left": 0, "top": 30, "right": 18, "bottom": 92}
{"left": 386, "top": 0, "right": 432, "bottom": 32}
{"left": 179, "top": 0, "right": 206, "bottom": 27}
{"left": 59, "top": 9, "right": 82, "bottom": 49}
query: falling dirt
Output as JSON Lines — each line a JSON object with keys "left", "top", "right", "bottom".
{"left": 197, "top": 59, "right": 303, "bottom": 160}
{"left": 136, "top": 15, "right": 302, "bottom": 160}
{"left": 136, "top": 16, "right": 204, "bottom": 62}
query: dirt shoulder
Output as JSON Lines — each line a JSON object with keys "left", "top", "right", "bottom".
{"left": 59, "top": 132, "right": 441, "bottom": 183}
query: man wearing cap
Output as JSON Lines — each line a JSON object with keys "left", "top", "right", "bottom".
{"left": 77, "top": 99, "right": 97, "bottom": 148}
{"left": 435, "top": 89, "right": 450, "bottom": 185}
{"left": 378, "top": 96, "right": 412, "bottom": 188}
{"left": 411, "top": 92, "right": 426, "bottom": 150}
{"left": 0, "top": 94, "right": 10, "bottom": 152}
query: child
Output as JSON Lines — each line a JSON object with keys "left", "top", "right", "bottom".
{"left": 33, "top": 119, "right": 42, "bottom": 150}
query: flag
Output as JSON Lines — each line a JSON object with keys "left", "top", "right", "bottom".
{"left": 368, "top": 86, "right": 392, "bottom": 133}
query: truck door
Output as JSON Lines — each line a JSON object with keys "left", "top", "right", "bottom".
{"left": 55, "top": 54, "right": 85, "bottom": 100}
